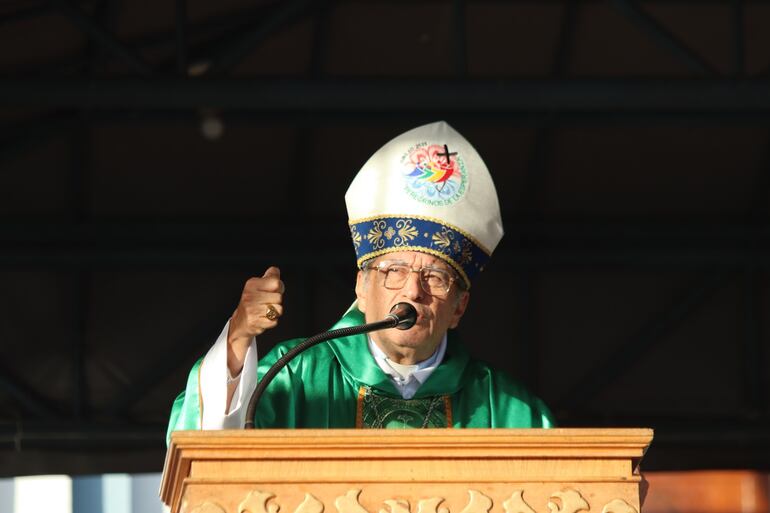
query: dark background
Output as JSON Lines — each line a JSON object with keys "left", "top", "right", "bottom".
{"left": 1, "top": 0, "right": 769, "bottom": 477}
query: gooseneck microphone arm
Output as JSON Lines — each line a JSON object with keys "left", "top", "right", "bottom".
{"left": 244, "top": 302, "right": 417, "bottom": 428}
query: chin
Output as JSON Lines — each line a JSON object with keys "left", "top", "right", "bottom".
{"left": 390, "top": 326, "right": 434, "bottom": 348}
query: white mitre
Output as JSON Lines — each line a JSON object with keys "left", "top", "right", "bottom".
{"left": 345, "top": 121, "right": 503, "bottom": 287}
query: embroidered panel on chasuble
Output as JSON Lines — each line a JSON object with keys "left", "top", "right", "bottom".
{"left": 356, "top": 386, "right": 452, "bottom": 428}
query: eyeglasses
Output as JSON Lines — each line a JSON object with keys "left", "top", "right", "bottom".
{"left": 365, "top": 260, "right": 457, "bottom": 298}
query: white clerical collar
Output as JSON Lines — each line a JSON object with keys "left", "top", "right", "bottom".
{"left": 367, "top": 334, "right": 447, "bottom": 398}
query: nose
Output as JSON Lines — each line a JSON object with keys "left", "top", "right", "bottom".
{"left": 401, "top": 269, "right": 424, "bottom": 301}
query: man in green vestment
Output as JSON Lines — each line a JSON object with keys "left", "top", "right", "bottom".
{"left": 167, "top": 122, "right": 554, "bottom": 438}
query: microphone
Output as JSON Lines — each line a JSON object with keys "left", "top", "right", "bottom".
{"left": 386, "top": 302, "right": 417, "bottom": 330}
{"left": 244, "top": 303, "right": 417, "bottom": 428}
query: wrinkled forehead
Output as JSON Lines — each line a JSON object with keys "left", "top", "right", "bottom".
{"left": 373, "top": 251, "right": 452, "bottom": 270}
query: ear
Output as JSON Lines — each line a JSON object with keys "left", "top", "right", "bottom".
{"left": 355, "top": 270, "right": 368, "bottom": 312}
{"left": 449, "top": 290, "right": 470, "bottom": 329}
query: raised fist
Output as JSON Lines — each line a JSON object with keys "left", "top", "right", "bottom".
{"left": 228, "top": 267, "right": 285, "bottom": 354}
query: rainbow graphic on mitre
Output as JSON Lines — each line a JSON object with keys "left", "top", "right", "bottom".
{"left": 408, "top": 154, "right": 455, "bottom": 187}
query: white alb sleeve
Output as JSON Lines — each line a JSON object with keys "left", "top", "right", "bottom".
{"left": 199, "top": 319, "right": 259, "bottom": 429}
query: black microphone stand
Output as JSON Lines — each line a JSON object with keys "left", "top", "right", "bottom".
{"left": 244, "top": 303, "right": 416, "bottom": 428}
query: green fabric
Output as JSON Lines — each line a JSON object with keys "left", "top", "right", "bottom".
{"left": 167, "top": 307, "right": 554, "bottom": 441}
{"left": 166, "top": 356, "right": 202, "bottom": 442}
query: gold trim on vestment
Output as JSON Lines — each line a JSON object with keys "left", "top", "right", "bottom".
{"left": 355, "top": 386, "right": 366, "bottom": 428}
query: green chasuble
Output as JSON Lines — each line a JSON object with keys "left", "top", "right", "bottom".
{"left": 167, "top": 307, "right": 554, "bottom": 438}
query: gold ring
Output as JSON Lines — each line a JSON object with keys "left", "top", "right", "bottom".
{"left": 265, "top": 304, "right": 279, "bottom": 321}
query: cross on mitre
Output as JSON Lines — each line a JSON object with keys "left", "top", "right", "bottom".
{"left": 436, "top": 144, "right": 457, "bottom": 165}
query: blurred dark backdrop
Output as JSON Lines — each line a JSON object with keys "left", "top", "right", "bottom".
{"left": 1, "top": 0, "right": 769, "bottom": 477}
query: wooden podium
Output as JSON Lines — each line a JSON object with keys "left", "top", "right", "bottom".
{"left": 161, "top": 428, "right": 653, "bottom": 513}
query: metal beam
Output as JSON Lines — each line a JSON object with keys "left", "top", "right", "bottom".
{"left": 560, "top": 414, "right": 770, "bottom": 454}
{"left": 452, "top": 0, "right": 467, "bottom": 77}
{"left": 612, "top": 0, "right": 719, "bottom": 76}
{"left": 5, "top": 221, "right": 770, "bottom": 243}
{"left": 88, "top": 0, "right": 122, "bottom": 72}
{"left": 0, "top": 111, "right": 77, "bottom": 166}
{"left": 732, "top": 0, "right": 745, "bottom": 77}
{"left": 4, "top": 224, "right": 770, "bottom": 268}
{"left": 553, "top": 0, "right": 579, "bottom": 78}
{"left": 68, "top": 118, "right": 92, "bottom": 419}
{"left": 56, "top": 108, "right": 770, "bottom": 125}
{"left": 175, "top": 0, "right": 188, "bottom": 75}
{"left": 515, "top": 271, "right": 538, "bottom": 391}
{"left": 517, "top": 0, "right": 579, "bottom": 214}
{"left": 748, "top": 154, "right": 770, "bottom": 219}
{"left": 0, "top": 242, "right": 770, "bottom": 271}
{"left": 743, "top": 139, "right": 770, "bottom": 415}
{"left": 5, "top": 247, "right": 770, "bottom": 269}
{"left": 208, "top": 0, "right": 313, "bottom": 75}
{"left": 0, "top": 421, "right": 164, "bottom": 452}
{"left": 0, "top": 4, "right": 52, "bottom": 27}
{"left": 516, "top": 1, "right": 579, "bottom": 216}
{"left": 1, "top": 78, "right": 769, "bottom": 113}
{"left": 0, "top": 366, "right": 61, "bottom": 420}
{"left": 743, "top": 268, "right": 767, "bottom": 414}
{"left": 70, "top": 273, "right": 89, "bottom": 419}
{"left": 3, "top": 417, "right": 770, "bottom": 454}
{"left": 519, "top": 130, "right": 552, "bottom": 218}
{"left": 53, "top": 0, "right": 152, "bottom": 75}
{"left": 555, "top": 272, "right": 730, "bottom": 412}
{"left": 5, "top": 3, "right": 281, "bottom": 75}
{"left": 308, "top": 1, "right": 331, "bottom": 77}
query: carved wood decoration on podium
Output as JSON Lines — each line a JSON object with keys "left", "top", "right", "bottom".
{"left": 160, "top": 429, "right": 653, "bottom": 513}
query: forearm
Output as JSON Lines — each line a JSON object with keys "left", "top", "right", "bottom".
{"left": 227, "top": 333, "right": 250, "bottom": 377}
{"left": 222, "top": 334, "right": 258, "bottom": 418}
{"left": 226, "top": 327, "right": 252, "bottom": 413}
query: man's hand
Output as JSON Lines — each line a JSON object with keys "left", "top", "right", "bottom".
{"left": 227, "top": 267, "right": 285, "bottom": 374}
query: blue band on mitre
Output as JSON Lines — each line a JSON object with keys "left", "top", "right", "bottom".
{"left": 349, "top": 216, "right": 490, "bottom": 288}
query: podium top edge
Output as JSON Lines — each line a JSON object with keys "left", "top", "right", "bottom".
{"left": 169, "top": 427, "right": 654, "bottom": 448}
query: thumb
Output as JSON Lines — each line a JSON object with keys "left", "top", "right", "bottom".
{"left": 263, "top": 266, "right": 281, "bottom": 279}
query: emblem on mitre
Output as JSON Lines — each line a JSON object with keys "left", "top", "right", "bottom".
{"left": 401, "top": 142, "right": 468, "bottom": 206}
